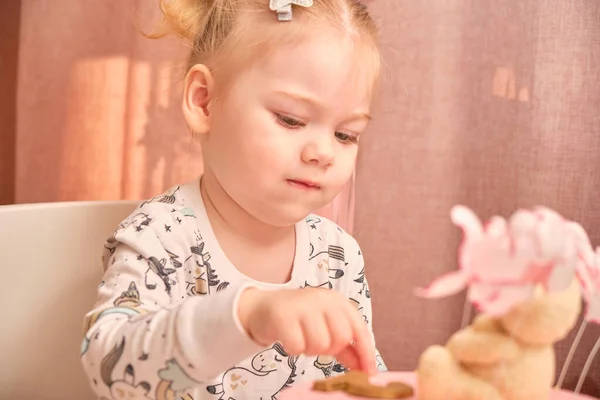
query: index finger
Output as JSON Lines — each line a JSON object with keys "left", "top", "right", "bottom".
{"left": 346, "top": 307, "right": 376, "bottom": 374}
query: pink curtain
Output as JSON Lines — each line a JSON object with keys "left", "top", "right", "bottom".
{"left": 356, "top": 0, "right": 600, "bottom": 396}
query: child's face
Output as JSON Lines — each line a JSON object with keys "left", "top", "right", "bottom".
{"left": 204, "top": 29, "right": 376, "bottom": 226}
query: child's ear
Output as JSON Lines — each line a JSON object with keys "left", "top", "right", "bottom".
{"left": 182, "top": 64, "right": 215, "bottom": 135}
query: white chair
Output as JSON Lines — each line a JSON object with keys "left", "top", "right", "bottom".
{"left": 0, "top": 200, "right": 139, "bottom": 400}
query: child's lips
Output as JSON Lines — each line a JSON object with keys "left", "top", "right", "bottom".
{"left": 287, "top": 179, "right": 321, "bottom": 190}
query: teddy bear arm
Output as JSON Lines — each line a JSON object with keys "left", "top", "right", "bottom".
{"left": 417, "top": 345, "right": 503, "bottom": 400}
{"left": 447, "top": 327, "right": 520, "bottom": 365}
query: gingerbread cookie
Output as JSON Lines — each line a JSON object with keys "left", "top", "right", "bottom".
{"left": 313, "top": 370, "right": 414, "bottom": 399}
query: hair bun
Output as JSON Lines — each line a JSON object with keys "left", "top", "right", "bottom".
{"left": 145, "top": 0, "right": 205, "bottom": 42}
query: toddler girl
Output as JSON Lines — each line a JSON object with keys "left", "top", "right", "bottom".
{"left": 80, "top": 0, "right": 386, "bottom": 399}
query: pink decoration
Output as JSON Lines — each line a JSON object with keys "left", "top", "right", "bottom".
{"left": 410, "top": 204, "right": 600, "bottom": 394}
{"left": 573, "top": 242, "right": 600, "bottom": 324}
{"left": 415, "top": 205, "right": 592, "bottom": 318}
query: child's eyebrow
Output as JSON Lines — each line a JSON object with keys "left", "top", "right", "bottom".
{"left": 273, "top": 89, "right": 322, "bottom": 107}
{"left": 273, "top": 90, "right": 372, "bottom": 121}
{"left": 346, "top": 112, "right": 372, "bottom": 122}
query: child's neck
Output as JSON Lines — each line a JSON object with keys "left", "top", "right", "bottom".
{"left": 199, "top": 171, "right": 295, "bottom": 247}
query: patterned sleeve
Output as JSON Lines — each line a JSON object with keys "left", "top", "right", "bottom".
{"left": 79, "top": 208, "right": 264, "bottom": 400}
{"left": 345, "top": 235, "right": 388, "bottom": 373}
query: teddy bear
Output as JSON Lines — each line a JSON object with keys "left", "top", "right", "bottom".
{"left": 416, "top": 277, "right": 582, "bottom": 400}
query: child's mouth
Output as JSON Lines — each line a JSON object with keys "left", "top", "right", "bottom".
{"left": 287, "top": 179, "right": 321, "bottom": 190}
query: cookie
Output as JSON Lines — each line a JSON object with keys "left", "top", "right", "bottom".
{"left": 312, "top": 370, "right": 414, "bottom": 398}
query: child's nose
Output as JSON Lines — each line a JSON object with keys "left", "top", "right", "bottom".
{"left": 301, "top": 136, "right": 334, "bottom": 167}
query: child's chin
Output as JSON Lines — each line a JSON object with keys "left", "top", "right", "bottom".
{"left": 258, "top": 205, "right": 315, "bottom": 227}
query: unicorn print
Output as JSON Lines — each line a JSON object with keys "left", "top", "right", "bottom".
{"left": 189, "top": 240, "right": 230, "bottom": 296}
{"left": 354, "top": 267, "right": 370, "bottom": 299}
{"left": 309, "top": 245, "right": 346, "bottom": 280}
{"left": 100, "top": 338, "right": 152, "bottom": 400}
{"left": 304, "top": 281, "right": 333, "bottom": 290}
{"left": 206, "top": 343, "right": 298, "bottom": 400}
{"left": 155, "top": 359, "right": 197, "bottom": 400}
{"left": 114, "top": 282, "right": 142, "bottom": 308}
{"left": 104, "top": 212, "right": 153, "bottom": 257}
{"left": 81, "top": 282, "right": 146, "bottom": 356}
{"left": 165, "top": 249, "right": 182, "bottom": 269}
{"left": 144, "top": 257, "right": 177, "bottom": 294}
{"left": 313, "top": 355, "right": 335, "bottom": 377}
{"left": 313, "top": 297, "right": 364, "bottom": 377}
{"left": 140, "top": 186, "right": 181, "bottom": 208}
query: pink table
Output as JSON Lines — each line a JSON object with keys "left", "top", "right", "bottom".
{"left": 279, "top": 372, "right": 594, "bottom": 400}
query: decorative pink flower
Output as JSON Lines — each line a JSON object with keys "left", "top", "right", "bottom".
{"left": 573, "top": 238, "right": 600, "bottom": 324}
{"left": 583, "top": 260, "right": 600, "bottom": 324}
{"left": 415, "top": 205, "right": 585, "bottom": 317}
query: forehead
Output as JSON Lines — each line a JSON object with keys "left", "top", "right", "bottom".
{"left": 249, "top": 28, "right": 378, "bottom": 109}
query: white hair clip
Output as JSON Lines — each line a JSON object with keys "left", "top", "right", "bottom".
{"left": 269, "top": 0, "right": 313, "bottom": 21}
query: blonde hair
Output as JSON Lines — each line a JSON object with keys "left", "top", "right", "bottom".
{"left": 146, "top": 0, "right": 381, "bottom": 89}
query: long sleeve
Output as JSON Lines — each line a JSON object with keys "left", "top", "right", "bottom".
{"left": 345, "top": 235, "right": 388, "bottom": 373}
{"left": 80, "top": 208, "right": 265, "bottom": 400}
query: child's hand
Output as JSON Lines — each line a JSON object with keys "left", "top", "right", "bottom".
{"left": 238, "top": 287, "right": 376, "bottom": 374}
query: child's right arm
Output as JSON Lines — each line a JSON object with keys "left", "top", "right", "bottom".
{"left": 80, "top": 224, "right": 265, "bottom": 399}
{"left": 80, "top": 208, "right": 376, "bottom": 399}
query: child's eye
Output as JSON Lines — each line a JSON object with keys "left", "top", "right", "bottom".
{"left": 276, "top": 113, "right": 305, "bottom": 128}
{"left": 335, "top": 132, "right": 358, "bottom": 144}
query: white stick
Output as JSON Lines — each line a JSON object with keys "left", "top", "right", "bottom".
{"left": 461, "top": 294, "right": 472, "bottom": 328}
{"left": 556, "top": 320, "right": 587, "bottom": 389}
{"left": 574, "top": 333, "right": 600, "bottom": 393}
